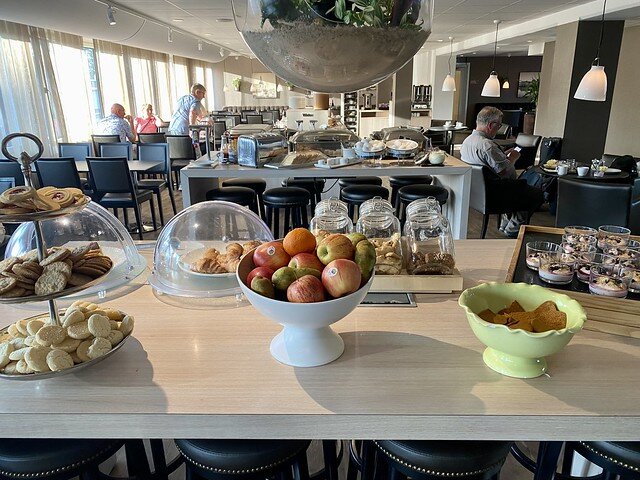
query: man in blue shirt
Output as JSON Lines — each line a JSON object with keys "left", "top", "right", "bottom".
{"left": 95, "top": 104, "right": 135, "bottom": 142}
{"left": 168, "top": 83, "right": 208, "bottom": 135}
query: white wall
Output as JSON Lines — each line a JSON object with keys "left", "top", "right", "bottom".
{"left": 431, "top": 55, "right": 455, "bottom": 121}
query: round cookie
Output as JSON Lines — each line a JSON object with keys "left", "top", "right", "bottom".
{"left": 119, "top": 315, "right": 135, "bottom": 336}
{"left": 24, "top": 335, "right": 37, "bottom": 346}
{"left": 67, "top": 321, "right": 92, "bottom": 340}
{"left": 35, "top": 325, "right": 66, "bottom": 347}
{"left": 106, "top": 329, "right": 124, "bottom": 347}
{"left": 109, "top": 320, "right": 118, "bottom": 330}
{"left": 7, "top": 324, "right": 23, "bottom": 338}
{"left": 70, "top": 351, "right": 83, "bottom": 364}
{"left": 103, "top": 309, "right": 124, "bottom": 321}
{"left": 24, "top": 346, "right": 52, "bottom": 372}
{"left": 46, "top": 349, "right": 74, "bottom": 371}
{"left": 51, "top": 337, "right": 81, "bottom": 353}
{"left": 16, "top": 359, "right": 34, "bottom": 374}
{"left": 87, "top": 337, "right": 111, "bottom": 359}
{"left": 76, "top": 340, "right": 92, "bottom": 362}
{"left": 0, "top": 342, "right": 13, "bottom": 368}
{"left": 15, "top": 319, "right": 30, "bottom": 336}
{"left": 0, "top": 277, "right": 17, "bottom": 295}
{"left": 26, "top": 319, "right": 45, "bottom": 336}
{"left": 88, "top": 314, "right": 111, "bottom": 338}
{"left": 8, "top": 337, "right": 25, "bottom": 349}
{"left": 8, "top": 346, "right": 29, "bottom": 361}
{"left": 70, "top": 300, "right": 90, "bottom": 309}
{"left": 62, "top": 308, "right": 85, "bottom": 328}
{"left": 34, "top": 270, "right": 67, "bottom": 297}
{"left": 3, "top": 361, "right": 18, "bottom": 374}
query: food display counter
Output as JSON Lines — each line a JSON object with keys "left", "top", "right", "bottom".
{"left": 1, "top": 240, "right": 639, "bottom": 440}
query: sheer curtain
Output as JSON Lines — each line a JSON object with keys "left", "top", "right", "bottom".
{"left": 188, "top": 59, "right": 215, "bottom": 111}
{"left": 94, "top": 40, "right": 131, "bottom": 115}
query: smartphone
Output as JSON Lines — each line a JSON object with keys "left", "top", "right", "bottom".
{"left": 514, "top": 146, "right": 522, "bottom": 152}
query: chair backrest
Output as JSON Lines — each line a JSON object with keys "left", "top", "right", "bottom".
{"left": 35, "top": 158, "right": 82, "bottom": 189}
{"left": 99, "top": 142, "right": 133, "bottom": 160}
{"left": 86, "top": 157, "right": 135, "bottom": 194}
{"left": 58, "top": 142, "right": 92, "bottom": 161}
{"left": 212, "top": 122, "right": 227, "bottom": 140}
{"left": 0, "top": 160, "right": 25, "bottom": 187}
{"left": 425, "top": 131, "right": 448, "bottom": 148}
{"left": 261, "top": 111, "right": 276, "bottom": 124}
{"left": 241, "top": 110, "right": 257, "bottom": 121}
{"left": 229, "top": 115, "right": 242, "bottom": 127}
{"left": 166, "top": 135, "right": 196, "bottom": 161}
{"left": 430, "top": 119, "right": 447, "bottom": 127}
{"left": 138, "top": 133, "right": 166, "bottom": 144}
{"left": 514, "top": 133, "right": 541, "bottom": 170}
{"left": 214, "top": 117, "right": 234, "bottom": 129}
{"left": 91, "top": 134, "right": 120, "bottom": 157}
{"left": 469, "top": 165, "right": 488, "bottom": 213}
{"left": 245, "top": 114, "right": 264, "bottom": 125}
{"left": 137, "top": 143, "right": 170, "bottom": 176}
{"left": 494, "top": 124, "right": 512, "bottom": 139}
{"left": 556, "top": 177, "right": 632, "bottom": 228}
{"left": 515, "top": 133, "right": 541, "bottom": 148}
{"left": 610, "top": 155, "right": 638, "bottom": 178}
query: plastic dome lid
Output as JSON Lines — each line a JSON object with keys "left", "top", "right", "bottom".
{"left": 149, "top": 201, "right": 274, "bottom": 309}
{"left": 5, "top": 202, "right": 148, "bottom": 310}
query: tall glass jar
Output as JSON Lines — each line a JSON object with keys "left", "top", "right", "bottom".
{"left": 403, "top": 196, "right": 442, "bottom": 236}
{"left": 356, "top": 197, "right": 403, "bottom": 275}
{"left": 309, "top": 198, "right": 353, "bottom": 241}
{"left": 406, "top": 212, "right": 456, "bottom": 275}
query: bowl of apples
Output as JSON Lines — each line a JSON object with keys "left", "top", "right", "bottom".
{"left": 237, "top": 228, "right": 376, "bottom": 367}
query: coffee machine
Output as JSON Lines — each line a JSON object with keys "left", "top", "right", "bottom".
{"left": 412, "top": 85, "right": 432, "bottom": 108}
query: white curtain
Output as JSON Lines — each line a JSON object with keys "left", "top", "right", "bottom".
{"left": 94, "top": 39, "right": 131, "bottom": 116}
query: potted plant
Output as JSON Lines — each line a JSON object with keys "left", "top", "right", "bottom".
{"left": 523, "top": 75, "right": 540, "bottom": 134}
{"left": 232, "top": 77, "right": 242, "bottom": 92}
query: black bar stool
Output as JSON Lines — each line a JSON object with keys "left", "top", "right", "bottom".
{"left": 263, "top": 187, "right": 311, "bottom": 238}
{"left": 340, "top": 185, "right": 389, "bottom": 222}
{"left": 397, "top": 184, "right": 449, "bottom": 224}
{"left": 389, "top": 175, "right": 433, "bottom": 206}
{"left": 205, "top": 186, "right": 259, "bottom": 216}
{"left": 222, "top": 178, "right": 267, "bottom": 219}
{"left": 175, "top": 439, "right": 311, "bottom": 480}
{"left": 338, "top": 176, "right": 383, "bottom": 188}
{"left": 282, "top": 178, "right": 326, "bottom": 213}
{"left": 349, "top": 440, "right": 512, "bottom": 480}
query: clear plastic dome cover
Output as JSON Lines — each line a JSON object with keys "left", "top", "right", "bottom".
{"left": 5, "top": 202, "right": 148, "bottom": 309}
{"left": 149, "top": 201, "right": 274, "bottom": 309}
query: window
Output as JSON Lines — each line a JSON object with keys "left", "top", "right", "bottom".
{"left": 83, "top": 47, "right": 103, "bottom": 123}
{"left": 94, "top": 40, "right": 130, "bottom": 114}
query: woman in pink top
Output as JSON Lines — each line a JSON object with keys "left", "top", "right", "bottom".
{"left": 134, "top": 104, "right": 163, "bottom": 136}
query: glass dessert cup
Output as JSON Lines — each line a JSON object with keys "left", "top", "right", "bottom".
{"left": 561, "top": 239, "right": 596, "bottom": 255}
{"left": 564, "top": 225, "right": 597, "bottom": 238}
{"left": 618, "top": 265, "right": 640, "bottom": 294}
{"left": 589, "top": 265, "right": 631, "bottom": 298}
{"left": 597, "top": 225, "right": 630, "bottom": 249}
{"left": 232, "top": 0, "right": 433, "bottom": 92}
{"left": 538, "top": 253, "right": 576, "bottom": 285}
{"left": 525, "top": 242, "right": 561, "bottom": 271}
{"left": 575, "top": 253, "right": 614, "bottom": 284}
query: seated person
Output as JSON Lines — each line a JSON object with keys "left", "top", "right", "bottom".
{"left": 461, "top": 106, "right": 543, "bottom": 237}
{"left": 134, "top": 103, "right": 163, "bottom": 135}
{"left": 95, "top": 103, "right": 135, "bottom": 143}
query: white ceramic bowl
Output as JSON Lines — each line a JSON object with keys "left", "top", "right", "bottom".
{"left": 237, "top": 251, "right": 373, "bottom": 367}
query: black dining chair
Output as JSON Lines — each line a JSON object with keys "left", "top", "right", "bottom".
{"left": 34, "top": 158, "right": 92, "bottom": 195}
{"left": 245, "top": 114, "right": 264, "bottom": 125}
{"left": 0, "top": 160, "right": 25, "bottom": 187}
{"left": 261, "top": 111, "right": 276, "bottom": 125}
{"left": 514, "top": 133, "right": 541, "bottom": 170}
{"left": 91, "top": 134, "right": 120, "bottom": 157}
{"left": 166, "top": 135, "right": 196, "bottom": 188}
{"left": 212, "top": 121, "right": 227, "bottom": 150}
{"left": 138, "top": 132, "right": 167, "bottom": 144}
{"left": 99, "top": 142, "right": 133, "bottom": 160}
{"left": 58, "top": 142, "right": 93, "bottom": 160}
{"left": 135, "top": 142, "right": 177, "bottom": 225}
{"left": 229, "top": 114, "right": 243, "bottom": 127}
{"left": 86, "top": 157, "right": 156, "bottom": 239}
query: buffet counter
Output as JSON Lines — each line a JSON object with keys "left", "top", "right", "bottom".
{"left": 1, "top": 240, "right": 639, "bottom": 440}
{"left": 181, "top": 154, "right": 472, "bottom": 239}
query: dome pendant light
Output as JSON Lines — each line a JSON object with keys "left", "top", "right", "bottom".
{"left": 575, "top": 0, "right": 608, "bottom": 102}
{"left": 481, "top": 20, "right": 501, "bottom": 97}
{"left": 502, "top": 54, "right": 511, "bottom": 89}
{"left": 442, "top": 36, "right": 457, "bottom": 92}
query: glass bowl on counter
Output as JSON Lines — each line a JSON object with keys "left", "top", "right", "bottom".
{"left": 149, "top": 201, "right": 274, "bottom": 309}
{"left": 356, "top": 197, "right": 402, "bottom": 275}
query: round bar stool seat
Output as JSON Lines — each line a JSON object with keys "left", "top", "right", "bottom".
{"left": 574, "top": 442, "right": 640, "bottom": 478}
{"left": 221, "top": 178, "right": 267, "bottom": 219}
{"left": 263, "top": 187, "right": 310, "bottom": 206}
{"left": 389, "top": 175, "right": 433, "bottom": 205}
{"left": 397, "top": 184, "right": 449, "bottom": 224}
{"left": 205, "top": 186, "right": 259, "bottom": 216}
{"left": 0, "top": 439, "right": 124, "bottom": 479}
{"left": 338, "top": 176, "right": 382, "bottom": 188}
{"left": 175, "top": 439, "right": 310, "bottom": 479}
{"left": 374, "top": 440, "right": 512, "bottom": 480}
{"left": 340, "top": 185, "right": 389, "bottom": 221}
{"left": 282, "top": 177, "right": 326, "bottom": 212}
{"left": 263, "top": 187, "right": 311, "bottom": 238}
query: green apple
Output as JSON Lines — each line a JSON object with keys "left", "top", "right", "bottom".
{"left": 354, "top": 240, "right": 376, "bottom": 283}
{"left": 250, "top": 276, "right": 274, "bottom": 298}
{"left": 316, "top": 234, "right": 355, "bottom": 265}
{"left": 345, "top": 233, "right": 367, "bottom": 248}
{"left": 272, "top": 267, "right": 299, "bottom": 292}
{"left": 294, "top": 267, "right": 322, "bottom": 279}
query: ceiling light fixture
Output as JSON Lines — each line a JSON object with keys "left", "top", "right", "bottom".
{"left": 574, "top": 0, "right": 608, "bottom": 102}
{"left": 502, "top": 54, "right": 511, "bottom": 89}
{"left": 106, "top": 5, "right": 116, "bottom": 26}
{"left": 219, "top": 47, "right": 225, "bottom": 57}
{"left": 442, "top": 36, "right": 456, "bottom": 92}
{"left": 168, "top": 28, "right": 173, "bottom": 43}
{"left": 481, "top": 20, "right": 501, "bottom": 98}
{"left": 197, "top": 40, "right": 203, "bottom": 51}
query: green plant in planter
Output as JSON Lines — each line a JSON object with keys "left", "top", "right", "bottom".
{"left": 524, "top": 76, "right": 540, "bottom": 109}
{"left": 232, "top": 77, "right": 242, "bottom": 90}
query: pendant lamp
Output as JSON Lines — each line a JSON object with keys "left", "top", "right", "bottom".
{"left": 481, "top": 20, "right": 501, "bottom": 97}
{"left": 442, "top": 36, "right": 456, "bottom": 92}
{"left": 502, "top": 54, "right": 511, "bottom": 89}
{"left": 574, "top": 0, "right": 608, "bottom": 101}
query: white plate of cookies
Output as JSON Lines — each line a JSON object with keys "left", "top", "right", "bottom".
{"left": 0, "top": 301, "right": 134, "bottom": 380}
{"left": 0, "top": 186, "right": 90, "bottom": 222}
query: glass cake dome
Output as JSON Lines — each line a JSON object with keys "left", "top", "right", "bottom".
{"left": 149, "top": 201, "right": 274, "bottom": 309}
{"left": 5, "top": 202, "right": 148, "bottom": 309}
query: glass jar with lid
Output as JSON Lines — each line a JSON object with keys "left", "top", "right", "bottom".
{"left": 406, "top": 212, "right": 456, "bottom": 275}
{"left": 356, "top": 197, "right": 403, "bottom": 275}
{"left": 403, "top": 196, "right": 441, "bottom": 236}
{"left": 309, "top": 198, "right": 353, "bottom": 241}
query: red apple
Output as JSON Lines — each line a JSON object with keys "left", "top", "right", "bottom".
{"left": 289, "top": 252, "right": 324, "bottom": 272}
{"left": 286, "top": 275, "right": 326, "bottom": 303}
{"left": 316, "top": 234, "right": 355, "bottom": 265}
{"left": 253, "top": 241, "right": 291, "bottom": 270}
{"left": 246, "top": 266, "right": 275, "bottom": 287}
{"left": 321, "top": 259, "right": 362, "bottom": 298}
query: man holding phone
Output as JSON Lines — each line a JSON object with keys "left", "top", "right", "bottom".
{"left": 461, "top": 106, "right": 543, "bottom": 237}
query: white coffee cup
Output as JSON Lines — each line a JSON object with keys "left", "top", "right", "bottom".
{"left": 456, "top": 121, "right": 463, "bottom": 127}
{"left": 557, "top": 165, "right": 569, "bottom": 176}
{"left": 444, "top": 121, "right": 452, "bottom": 127}
{"left": 339, "top": 157, "right": 349, "bottom": 165}
{"left": 577, "top": 166, "right": 589, "bottom": 177}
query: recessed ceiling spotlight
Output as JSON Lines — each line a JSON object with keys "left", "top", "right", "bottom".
{"left": 527, "top": 40, "right": 533, "bottom": 43}
{"left": 438, "top": 39, "right": 444, "bottom": 42}
{"left": 220, "top": 47, "right": 225, "bottom": 57}
{"left": 205, "top": 33, "right": 212, "bottom": 36}
{"left": 106, "top": 5, "right": 116, "bottom": 26}
{"left": 168, "top": 28, "right": 173, "bottom": 43}
{"left": 198, "top": 40, "right": 203, "bottom": 51}
{"left": 216, "top": 18, "right": 234, "bottom": 23}
{"left": 172, "top": 18, "right": 184, "bottom": 22}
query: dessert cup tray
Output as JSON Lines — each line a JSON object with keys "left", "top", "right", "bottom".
{"left": 506, "top": 225, "right": 640, "bottom": 338}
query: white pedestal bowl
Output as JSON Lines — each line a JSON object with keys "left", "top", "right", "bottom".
{"left": 237, "top": 252, "right": 373, "bottom": 367}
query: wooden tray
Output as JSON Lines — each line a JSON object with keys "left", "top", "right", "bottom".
{"left": 371, "top": 270, "right": 463, "bottom": 293}
{"left": 506, "top": 225, "right": 640, "bottom": 338}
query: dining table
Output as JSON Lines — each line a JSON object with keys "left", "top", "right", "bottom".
{"left": 1, "top": 239, "right": 639, "bottom": 440}
{"left": 535, "top": 165, "right": 630, "bottom": 183}
{"left": 180, "top": 153, "right": 473, "bottom": 239}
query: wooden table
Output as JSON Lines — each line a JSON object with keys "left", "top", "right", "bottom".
{"left": 180, "top": 154, "right": 472, "bottom": 239}
{"left": 1, "top": 240, "right": 639, "bottom": 440}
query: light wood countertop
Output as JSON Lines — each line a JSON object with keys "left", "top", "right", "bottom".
{"left": 1, "top": 240, "right": 639, "bottom": 440}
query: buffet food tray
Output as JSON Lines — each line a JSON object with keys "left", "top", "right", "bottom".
{"left": 371, "top": 270, "right": 463, "bottom": 293}
{"left": 506, "top": 225, "right": 640, "bottom": 338}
